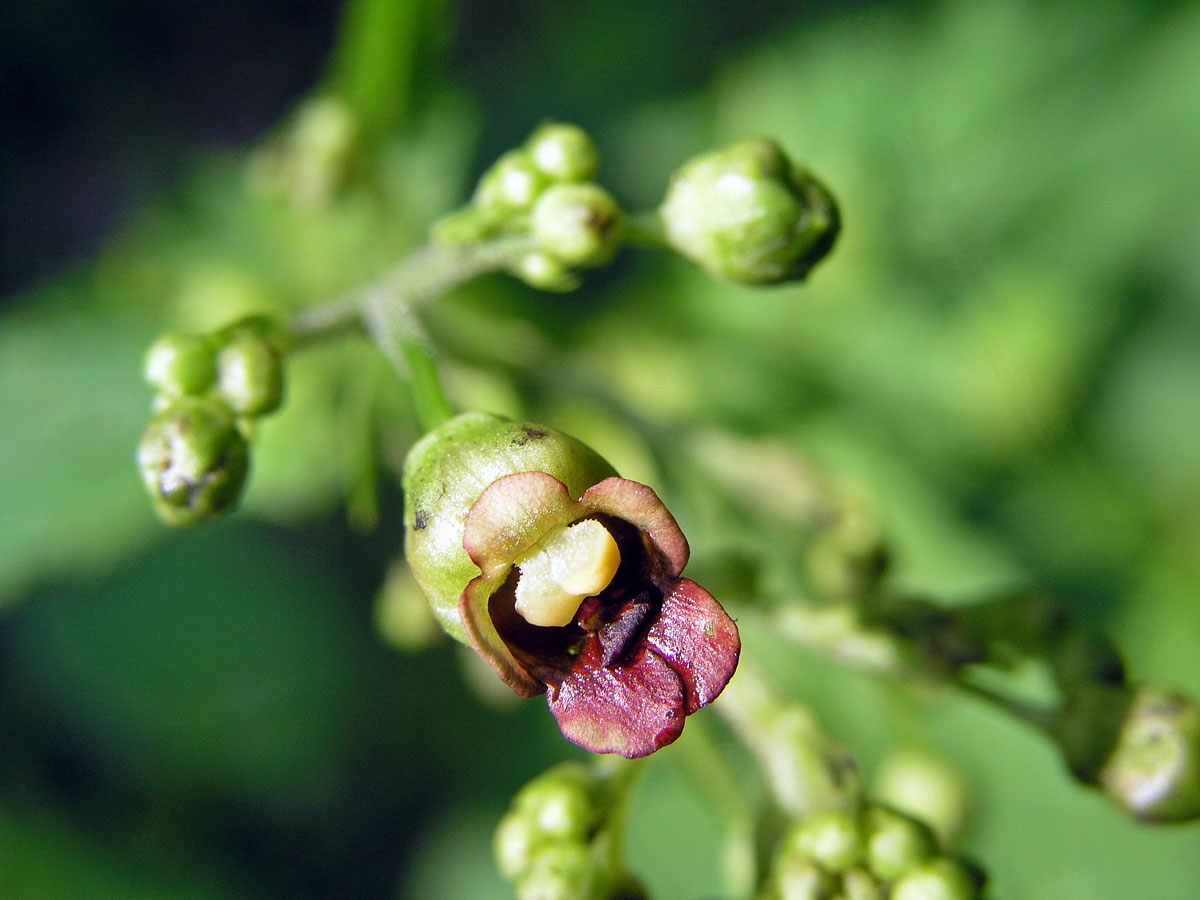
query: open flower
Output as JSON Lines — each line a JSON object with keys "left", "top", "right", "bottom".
{"left": 403, "top": 413, "right": 740, "bottom": 758}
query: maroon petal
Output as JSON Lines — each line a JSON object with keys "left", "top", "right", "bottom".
{"left": 547, "top": 645, "right": 687, "bottom": 759}
{"left": 580, "top": 478, "right": 690, "bottom": 577}
{"left": 459, "top": 573, "right": 544, "bottom": 698}
{"left": 645, "top": 578, "right": 740, "bottom": 714}
{"left": 462, "top": 472, "right": 580, "bottom": 576}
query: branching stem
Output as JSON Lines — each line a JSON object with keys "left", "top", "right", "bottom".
{"left": 288, "top": 236, "right": 534, "bottom": 432}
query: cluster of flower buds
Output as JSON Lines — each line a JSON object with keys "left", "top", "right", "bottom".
{"left": 759, "top": 804, "right": 986, "bottom": 900}
{"left": 432, "top": 122, "right": 624, "bottom": 291}
{"left": 402, "top": 412, "right": 739, "bottom": 758}
{"left": 659, "top": 138, "right": 840, "bottom": 285}
{"left": 137, "top": 316, "right": 287, "bottom": 526}
{"left": 494, "top": 764, "right": 646, "bottom": 900}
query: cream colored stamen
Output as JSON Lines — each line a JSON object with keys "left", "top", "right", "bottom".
{"left": 513, "top": 519, "right": 621, "bottom": 627}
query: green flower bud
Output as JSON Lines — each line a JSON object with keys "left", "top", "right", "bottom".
{"left": 526, "top": 122, "right": 600, "bottom": 183}
{"left": 659, "top": 138, "right": 839, "bottom": 284}
{"left": 531, "top": 183, "right": 623, "bottom": 269}
{"left": 144, "top": 332, "right": 217, "bottom": 398}
{"left": 374, "top": 558, "right": 444, "bottom": 653}
{"left": 840, "top": 868, "right": 883, "bottom": 900}
{"left": 215, "top": 332, "right": 284, "bottom": 417}
{"left": 763, "top": 853, "right": 835, "bottom": 900}
{"left": 873, "top": 748, "right": 969, "bottom": 846}
{"left": 517, "top": 843, "right": 605, "bottom": 900}
{"left": 888, "top": 857, "right": 980, "bottom": 900}
{"left": 1097, "top": 686, "right": 1200, "bottom": 823}
{"left": 783, "top": 810, "right": 863, "bottom": 874}
{"left": 495, "top": 809, "right": 541, "bottom": 881}
{"left": 476, "top": 149, "right": 550, "bottom": 212}
{"left": 137, "top": 397, "right": 249, "bottom": 526}
{"left": 862, "top": 804, "right": 936, "bottom": 883}
{"left": 513, "top": 765, "right": 597, "bottom": 844}
{"left": 512, "top": 250, "right": 582, "bottom": 293}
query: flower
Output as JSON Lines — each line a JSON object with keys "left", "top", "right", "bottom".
{"left": 403, "top": 413, "right": 740, "bottom": 758}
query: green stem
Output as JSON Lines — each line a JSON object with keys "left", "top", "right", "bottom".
{"left": 399, "top": 338, "right": 453, "bottom": 432}
{"left": 718, "top": 661, "right": 862, "bottom": 819}
{"left": 326, "top": 0, "right": 447, "bottom": 138}
{"left": 289, "top": 236, "right": 534, "bottom": 432}
{"left": 622, "top": 209, "right": 670, "bottom": 248}
{"left": 589, "top": 756, "right": 647, "bottom": 880}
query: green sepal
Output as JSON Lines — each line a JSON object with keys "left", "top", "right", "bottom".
{"left": 401, "top": 412, "right": 616, "bottom": 644}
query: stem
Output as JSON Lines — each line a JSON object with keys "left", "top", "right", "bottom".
{"left": 590, "top": 756, "right": 647, "bottom": 880}
{"left": 717, "top": 661, "right": 862, "bottom": 819}
{"left": 289, "top": 236, "right": 534, "bottom": 431}
{"left": 956, "top": 674, "right": 1056, "bottom": 732}
{"left": 399, "top": 338, "right": 453, "bottom": 432}
{"left": 622, "top": 209, "right": 670, "bottom": 248}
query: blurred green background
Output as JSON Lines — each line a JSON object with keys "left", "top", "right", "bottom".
{"left": 2, "top": 0, "right": 1199, "bottom": 897}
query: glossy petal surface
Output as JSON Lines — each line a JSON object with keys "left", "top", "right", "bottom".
{"left": 645, "top": 578, "right": 741, "bottom": 714}
{"left": 547, "top": 643, "right": 687, "bottom": 758}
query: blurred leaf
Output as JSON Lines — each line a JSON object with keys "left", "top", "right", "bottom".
{"left": 0, "top": 807, "right": 249, "bottom": 900}
{"left": 0, "top": 299, "right": 159, "bottom": 604}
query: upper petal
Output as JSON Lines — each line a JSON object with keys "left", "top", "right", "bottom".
{"left": 547, "top": 644, "right": 687, "bottom": 758}
{"left": 644, "top": 578, "right": 741, "bottom": 714}
{"left": 463, "top": 471, "right": 582, "bottom": 576}
{"left": 579, "top": 477, "right": 690, "bottom": 577}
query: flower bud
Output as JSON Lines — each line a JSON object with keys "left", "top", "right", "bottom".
{"left": 513, "top": 764, "right": 598, "bottom": 844}
{"left": 531, "top": 183, "right": 623, "bottom": 269}
{"left": 216, "top": 332, "right": 284, "bottom": 417}
{"left": 402, "top": 412, "right": 739, "bottom": 757}
{"left": 659, "top": 138, "right": 839, "bottom": 284}
{"left": 512, "top": 250, "right": 582, "bottom": 293}
{"left": 888, "top": 857, "right": 980, "bottom": 900}
{"left": 783, "top": 809, "right": 863, "bottom": 874}
{"left": 137, "top": 397, "right": 249, "bottom": 526}
{"left": 144, "top": 332, "right": 217, "bottom": 398}
{"left": 476, "top": 149, "right": 550, "bottom": 213}
{"left": 762, "top": 853, "right": 835, "bottom": 900}
{"left": 517, "top": 843, "right": 605, "bottom": 900}
{"left": 526, "top": 122, "right": 600, "bottom": 183}
{"left": 495, "top": 809, "right": 541, "bottom": 882}
{"left": 1097, "top": 686, "right": 1200, "bottom": 823}
{"left": 840, "top": 868, "right": 884, "bottom": 900}
{"left": 862, "top": 804, "right": 936, "bottom": 883}
{"left": 873, "top": 748, "right": 969, "bottom": 846}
